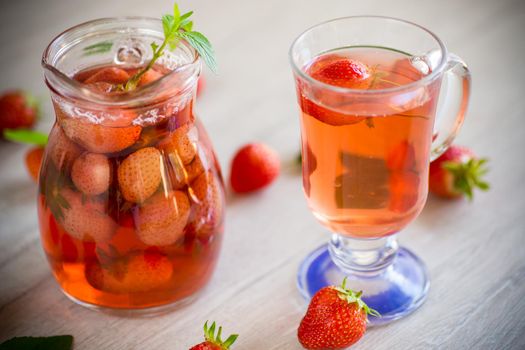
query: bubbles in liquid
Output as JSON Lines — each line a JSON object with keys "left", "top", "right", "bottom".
{"left": 115, "top": 39, "right": 147, "bottom": 66}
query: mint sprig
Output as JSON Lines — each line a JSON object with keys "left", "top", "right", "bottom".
{"left": 123, "top": 2, "right": 216, "bottom": 91}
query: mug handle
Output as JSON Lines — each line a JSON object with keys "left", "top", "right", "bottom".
{"left": 430, "top": 53, "right": 471, "bottom": 161}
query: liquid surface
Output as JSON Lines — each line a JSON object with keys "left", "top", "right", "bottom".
{"left": 299, "top": 47, "right": 440, "bottom": 237}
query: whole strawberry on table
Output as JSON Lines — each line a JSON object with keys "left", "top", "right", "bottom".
{"left": 189, "top": 321, "right": 238, "bottom": 350}
{"left": 0, "top": 91, "right": 39, "bottom": 134}
{"left": 298, "top": 278, "right": 379, "bottom": 349}
{"left": 429, "top": 145, "right": 489, "bottom": 200}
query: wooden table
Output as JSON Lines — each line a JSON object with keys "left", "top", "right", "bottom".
{"left": 1, "top": 0, "right": 524, "bottom": 348}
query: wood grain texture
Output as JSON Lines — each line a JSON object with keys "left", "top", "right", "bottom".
{"left": 0, "top": 0, "right": 524, "bottom": 349}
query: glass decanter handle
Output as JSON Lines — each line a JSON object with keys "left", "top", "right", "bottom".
{"left": 430, "top": 53, "right": 471, "bottom": 161}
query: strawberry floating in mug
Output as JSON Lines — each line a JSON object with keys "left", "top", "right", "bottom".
{"left": 308, "top": 54, "right": 372, "bottom": 89}
{"left": 230, "top": 143, "right": 280, "bottom": 193}
{"left": 298, "top": 278, "right": 379, "bottom": 349}
{"left": 189, "top": 321, "right": 238, "bottom": 350}
{"left": 429, "top": 145, "right": 489, "bottom": 200}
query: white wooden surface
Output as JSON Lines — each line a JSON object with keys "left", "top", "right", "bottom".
{"left": 1, "top": 0, "right": 524, "bottom": 349}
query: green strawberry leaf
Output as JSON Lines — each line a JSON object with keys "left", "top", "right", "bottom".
{"left": 443, "top": 157, "right": 490, "bottom": 200}
{"left": 335, "top": 277, "right": 381, "bottom": 319}
{"left": 3, "top": 129, "right": 48, "bottom": 146}
{"left": 203, "top": 321, "right": 238, "bottom": 349}
{"left": 0, "top": 335, "right": 73, "bottom": 350}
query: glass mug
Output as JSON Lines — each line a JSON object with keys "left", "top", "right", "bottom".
{"left": 290, "top": 16, "right": 470, "bottom": 324}
{"left": 39, "top": 18, "right": 225, "bottom": 313}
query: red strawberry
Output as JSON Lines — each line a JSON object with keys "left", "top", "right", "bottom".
{"left": 0, "top": 91, "right": 39, "bottom": 133}
{"left": 85, "top": 250, "right": 173, "bottom": 293}
{"left": 165, "top": 150, "right": 207, "bottom": 191}
{"left": 386, "top": 140, "right": 416, "bottom": 171}
{"left": 84, "top": 67, "right": 130, "bottom": 85}
{"left": 188, "top": 170, "right": 224, "bottom": 238}
{"left": 71, "top": 153, "right": 111, "bottom": 195}
{"left": 158, "top": 124, "right": 197, "bottom": 165}
{"left": 134, "top": 190, "right": 191, "bottom": 246}
{"left": 429, "top": 145, "right": 489, "bottom": 200}
{"left": 118, "top": 147, "right": 162, "bottom": 203}
{"left": 308, "top": 55, "right": 372, "bottom": 89}
{"left": 189, "top": 321, "right": 238, "bottom": 350}
{"left": 60, "top": 188, "right": 117, "bottom": 242}
{"left": 48, "top": 127, "right": 81, "bottom": 169}
{"left": 138, "top": 68, "right": 163, "bottom": 87}
{"left": 298, "top": 278, "right": 379, "bottom": 349}
{"left": 388, "top": 171, "right": 421, "bottom": 213}
{"left": 230, "top": 143, "right": 280, "bottom": 193}
{"left": 25, "top": 146, "right": 44, "bottom": 182}
{"left": 60, "top": 115, "right": 142, "bottom": 154}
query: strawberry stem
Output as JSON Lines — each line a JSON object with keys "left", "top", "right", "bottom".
{"left": 335, "top": 277, "right": 381, "bottom": 319}
{"left": 203, "top": 321, "right": 238, "bottom": 349}
{"left": 443, "top": 158, "right": 490, "bottom": 200}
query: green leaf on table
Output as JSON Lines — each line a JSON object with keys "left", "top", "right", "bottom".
{"left": 3, "top": 129, "right": 48, "bottom": 146}
{"left": 0, "top": 335, "right": 73, "bottom": 350}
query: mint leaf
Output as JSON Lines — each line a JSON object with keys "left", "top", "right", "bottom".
{"left": 83, "top": 41, "right": 113, "bottom": 56}
{"left": 177, "top": 31, "right": 217, "bottom": 73}
{"left": 3, "top": 129, "right": 48, "bottom": 146}
{"left": 122, "top": 2, "right": 217, "bottom": 91}
{"left": 0, "top": 335, "right": 73, "bottom": 350}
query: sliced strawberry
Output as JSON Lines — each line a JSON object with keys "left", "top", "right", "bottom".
{"left": 134, "top": 190, "right": 191, "bottom": 246}
{"left": 117, "top": 147, "right": 162, "bottom": 203}
{"left": 60, "top": 188, "right": 117, "bottom": 242}
{"left": 71, "top": 153, "right": 111, "bottom": 195}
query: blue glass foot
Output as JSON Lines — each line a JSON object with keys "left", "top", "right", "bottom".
{"left": 297, "top": 243, "right": 429, "bottom": 326}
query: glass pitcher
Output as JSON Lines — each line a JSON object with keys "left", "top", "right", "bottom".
{"left": 39, "top": 17, "right": 225, "bottom": 313}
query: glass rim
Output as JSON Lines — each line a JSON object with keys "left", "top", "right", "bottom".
{"left": 42, "top": 16, "right": 200, "bottom": 107}
{"left": 289, "top": 15, "right": 448, "bottom": 95}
